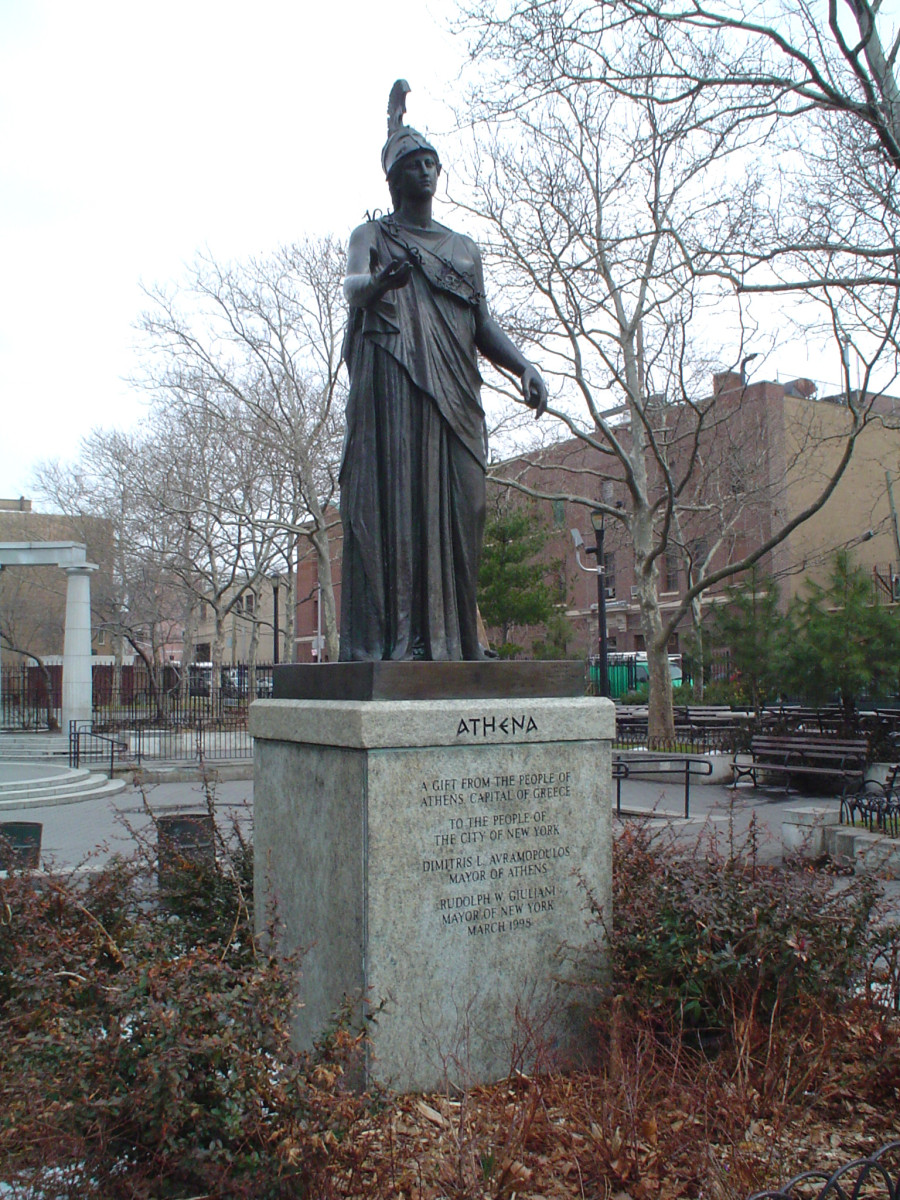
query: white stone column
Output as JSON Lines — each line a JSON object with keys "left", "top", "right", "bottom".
{"left": 62, "top": 564, "right": 98, "bottom": 733}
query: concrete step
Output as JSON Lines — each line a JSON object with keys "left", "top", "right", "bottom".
{"left": 0, "top": 767, "right": 93, "bottom": 796}
{"left": 0, "top": 734, "right": 69, "bottom": 761}
{"left": 0, "top": 767, "right": 127, "bottom": 810}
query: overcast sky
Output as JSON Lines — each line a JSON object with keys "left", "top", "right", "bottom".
{"left": 1, "top": 1, "right": 857, "bottom": 503}
{"left": 0, "top": 0, "right": 465, "bottom": 497}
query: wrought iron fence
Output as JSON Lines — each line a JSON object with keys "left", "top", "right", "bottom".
{"left": 57, "top": 661, "right": 274, "bottom": 766}
{"left": 614, "top": 707, "right": 748, "bottom": 755}
{"left": 89, "top": 691, "right": 255, "bottom": 733}
{"left": 747, "top": 1140, "right": 899, "bottom": 1200}
{"left": 2, "top": 663, "right": 275, "bottom": 732}
{"left": 1, "top": 665, "right": 61, "bottom": 730}
{"left": 70, "top": 719, "right": 255, "bottom": 768}
{"left": 614, "top": 726, "right": 743, "bottom": 755}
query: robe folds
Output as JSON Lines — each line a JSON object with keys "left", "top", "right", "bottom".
{"left": 339, "top": 216, "right": 489, "bottom": 661}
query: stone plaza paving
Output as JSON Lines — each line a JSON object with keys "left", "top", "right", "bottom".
{"left": 0, "top": 765, "right": 850, "bottom": 861}
{"left": 2, "top": 761, "right": 899, "bottom": 905}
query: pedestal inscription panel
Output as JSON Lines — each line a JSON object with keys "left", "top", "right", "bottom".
{"left": 251, "top": 694, "right": 613, "bottom": 1092}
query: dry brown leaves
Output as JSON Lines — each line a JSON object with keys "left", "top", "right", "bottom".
{"left": 323, "top": 1020, "right": 900, "bottom": 1200}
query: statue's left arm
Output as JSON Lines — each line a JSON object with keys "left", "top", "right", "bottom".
{"left": 472, "top": 244, "right": 548, "bottom": 418}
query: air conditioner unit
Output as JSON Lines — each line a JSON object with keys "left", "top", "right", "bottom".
{"left": 892, "top": 575, "right": 900, "bottom": 602}
{"left": 605, "top": 587, "right": 616, "bottom": 600}
{"left": 630, "top": 585, "right": 640, "bottom": 598}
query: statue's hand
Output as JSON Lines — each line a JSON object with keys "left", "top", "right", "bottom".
{"left": 375, "top": 258, "right": 412, "bottom": 294}
{"left": 522, "top": 365, "right": 548, "bottom": 418}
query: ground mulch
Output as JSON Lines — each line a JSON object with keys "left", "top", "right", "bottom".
{"left": 325, "top": 1043, "right": 900, "bottom": 1200}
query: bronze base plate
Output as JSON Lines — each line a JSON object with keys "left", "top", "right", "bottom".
{"left": 272, "top": 660, "right": 587, "bottom": 702}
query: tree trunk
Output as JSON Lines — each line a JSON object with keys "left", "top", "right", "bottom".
{"left": 212, "top": 615, "right": 226, "bottom": 708}
{"left": 286, "top": 551, "right": 298, "bottom": 664}
{"left": 690, "top": 595, "right": 704, "bottom": 700}
{"left": 180, "top": 599, "right": 197, "bottom": 705}
{"left": 632, "top": 508, "right": 675, "bottom": 741}
{"left": 248, "top": 613, "right": 260, "bottom": 700}
{"left": 310, "top": 521, "right": 338, "bottom": 662}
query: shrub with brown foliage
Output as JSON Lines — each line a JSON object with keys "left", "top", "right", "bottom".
{"left": 604, "top": 820, "right": 892, "bottom": 1035}
{"left": 0, "top": 820, "right": 371, "bottom": 1199}
{"left": 2, "top": 814, "right": 898, "bottom": 1200}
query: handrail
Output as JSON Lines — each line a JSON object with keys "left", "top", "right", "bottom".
{"left": 69, "top": 721, "right": 129, "bottom": 774}
{"left": 613, "top": 754, "right": 713, "bottom": 818}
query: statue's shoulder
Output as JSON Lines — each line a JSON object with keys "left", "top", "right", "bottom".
{"left": 446, "top": 225, "right": 483, "bottom": 266}
{"left": 348, "top": 219, "right": 383, "bottom": 244}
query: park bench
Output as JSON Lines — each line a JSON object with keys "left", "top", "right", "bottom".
{"left": 841, "top": 762, "right": 900, "bottom": 837}
{"left": 732, "top": 734, "right": 868, "bottom": 793}
{"left": 758, "top": 704, "right": 848, "bottom": 734}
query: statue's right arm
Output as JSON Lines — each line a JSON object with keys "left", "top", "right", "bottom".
{"left": 343, "top": 223, "right": 411, "bottom": 309}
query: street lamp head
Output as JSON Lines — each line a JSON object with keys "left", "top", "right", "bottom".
{"left": 740, "top": 352, "right": 760, "bottom": 383}
{"left": 570, "top": 528, "right": 585, "bottom": 551}
{"left": 590, "top": 509, "right": 604, "bottom": 536}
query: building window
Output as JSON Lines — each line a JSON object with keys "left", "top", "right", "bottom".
{"left": 664, "top": 551, "right": 680, "bottom": 592}
{"left": 96, "top": 628, "right": 106, "bottom": 646}
{"left": 552, "top": 499, "right": 566, "bottom": 528}
{"left": 244, "top": 592, "right": 255, "bottom": 615}
{"left": 603, "top": 552, "right": 616, "bottom": 598}
{"left": 199, "top": 602, "right": 208, "bottom": 621}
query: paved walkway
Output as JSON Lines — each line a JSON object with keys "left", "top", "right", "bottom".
{"left": 617, "top": 774, "right": 900, "bottom": 915}
{"left": 0, "top": 776, "right": 253, "bottom": 870}
{"left": 2, "top": 768, "right": 899, "bottom": 913}
{"left": 0, "top": 768, "right": 847, "bottom": 864}
{"left": 618, "top": 774, "right": 841, "bottom": 859}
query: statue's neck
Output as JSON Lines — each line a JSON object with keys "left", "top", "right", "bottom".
{"left": 393, "top": 196, "right": 433, "bottom": 230}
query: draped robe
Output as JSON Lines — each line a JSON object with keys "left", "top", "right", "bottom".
{"left": 339, "top": 216, "right": 488, "bottom": 661}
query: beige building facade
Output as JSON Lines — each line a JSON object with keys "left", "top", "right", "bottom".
{"left": 0, "top": 498, "right": 114, "bottom": 666}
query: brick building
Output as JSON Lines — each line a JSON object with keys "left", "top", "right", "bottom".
{"left": 278, "top": 371, "right": 900, "bottom": 662}
{"left": 501, "top": 371, "right": 900, "bottom": 659}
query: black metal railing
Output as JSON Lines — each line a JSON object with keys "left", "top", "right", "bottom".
{"left": 3, "top": 663, "right": 274, "bottom": 732}
{"left": 68, "top": 719, "right": 254, "bottom": 768}
{"left": 69, "top": 722, "right": 131, "bottom": 772}
{"left": 748, "top": 1141, "right": 899, "bottom": 1200}
{"left": 613, "top": 754, "right": 713, "bottom": 818}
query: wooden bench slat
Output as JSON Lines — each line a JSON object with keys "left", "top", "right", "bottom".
{"left": 733, "top": 733, "right": 867, "bottom": 792}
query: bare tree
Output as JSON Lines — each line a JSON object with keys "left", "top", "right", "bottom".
{"left": 136, "top": 238, "right": 346, "bottom": 661}
{"left": 455, "top": 8, "right": 893, "bottom": 737}
{"left": 568, "top": 0, "right": 900, "bottom": 170}
{"left": 35, "top": 432, "right": 199, "bottom": 711}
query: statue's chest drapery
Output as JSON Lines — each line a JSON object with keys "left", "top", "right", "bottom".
{"left": 344, "top": 219, "right": 487, "bottom": 467}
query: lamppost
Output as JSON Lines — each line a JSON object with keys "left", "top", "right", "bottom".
{"left": 271, "top": 575, "right": 280, "bottom": 665}
{"left": 590, "top": 509, "right": 608, "bottom": 698}
{"left": 571, "top": 508, "right": 609, "bottom": 697}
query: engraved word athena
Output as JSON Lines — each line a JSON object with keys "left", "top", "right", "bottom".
{"left": 456, "top": 715, "right": 539, "bottom": 737}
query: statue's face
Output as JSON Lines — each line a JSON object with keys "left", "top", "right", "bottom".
{"left": 392, "top": 150, "right": 440, "bottom": 201}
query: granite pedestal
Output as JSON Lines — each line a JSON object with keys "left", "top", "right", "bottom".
{"left": 250, "top": 663, "right": 614, "bottom": 1092}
